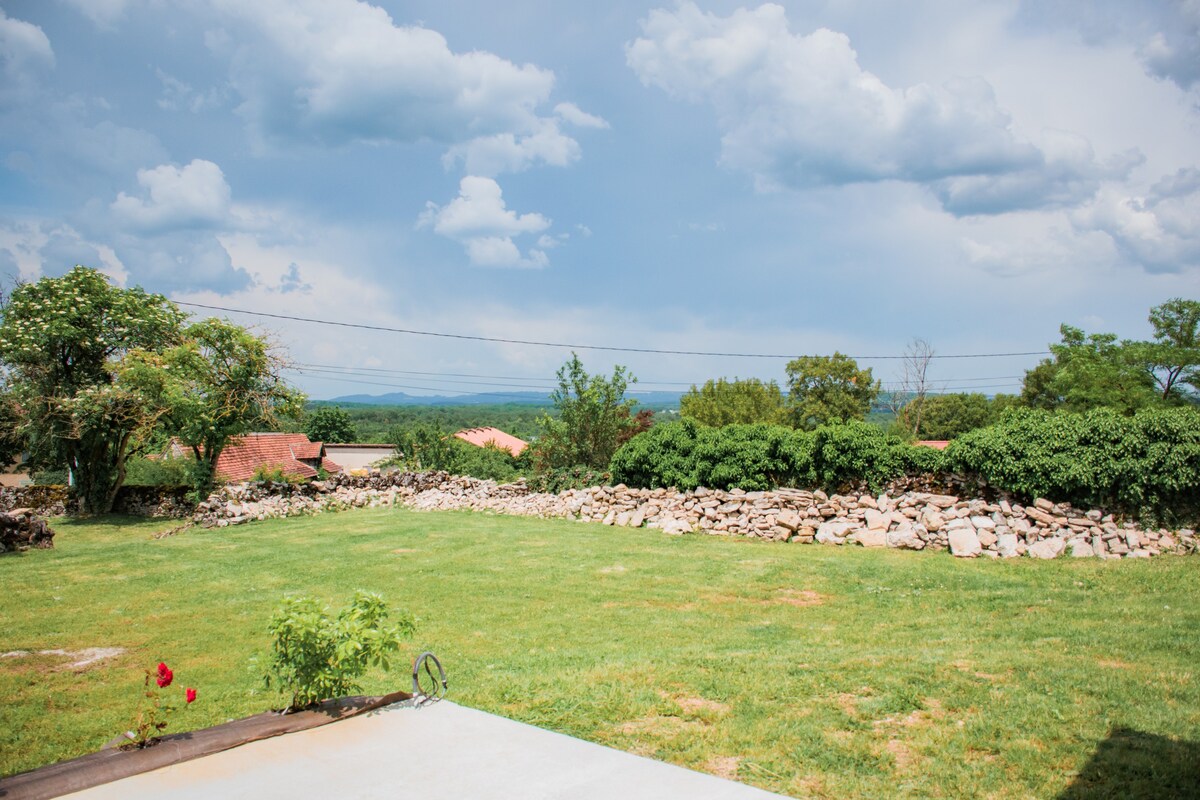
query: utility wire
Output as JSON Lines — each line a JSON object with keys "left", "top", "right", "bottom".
{"left": 180, "top": 301, "right": 1048, "bottom": 361}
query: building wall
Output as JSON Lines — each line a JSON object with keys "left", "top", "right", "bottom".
{"left": 323, "top": 445, "right": 397, "bottom": 471}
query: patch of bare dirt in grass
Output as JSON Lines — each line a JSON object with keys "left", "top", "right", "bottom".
{"left": 1, "top": 647, "right": 126, "bottom": 670}
{"left": 704, "top": 588, "right": 829, "bottom": 608}
{"left": 951, "top": 659, "right": 1004, "bottom": 682}
{"left": 702, "top": 756, "right": 742, "bottom": 780}
{"left": 1097, "top": 658, "right": 1133, "bottom": 669}
{"left": 597, "top": 564, "right": 627, "bottom": 574}
{"left": 657, "top": 690, "right": 730, "bottom": 718}
{"left": 885, "top": 738, "right": 918, "bottom": 771}
{"left": 615, "top": 715, "right": 704, "bottom": 737}
{"left": 872, "top": 698, "right": 945, "bottom": 730}
{"left": 390, "top": 548, "right": 418, "bottom": 554}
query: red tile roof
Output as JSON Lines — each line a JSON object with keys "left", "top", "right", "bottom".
{"left": 208, "top": 433, "right": 342, "bottom": 482}
{"left": 453, "top": 427, "right": 528, "bottom": 457}
{"left": 915, "top": 440, "right": 950, "bottom": 450}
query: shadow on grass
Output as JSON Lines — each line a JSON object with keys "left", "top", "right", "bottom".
{"left": 1058, "top": 727, "right": 1200, "bottom": 800}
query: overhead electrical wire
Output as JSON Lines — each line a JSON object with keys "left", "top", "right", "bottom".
{"left": 179, "top": 301, "right": 1049, "bottom": 361}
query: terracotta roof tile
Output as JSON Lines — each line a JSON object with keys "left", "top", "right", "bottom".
{"left": 453, "top": 427, "right": 528, "bottom": 457}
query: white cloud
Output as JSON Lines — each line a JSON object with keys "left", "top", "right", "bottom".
{"left": 627, "top": 2, "right": 1128, "bottom": 214}
{"left": 0, "top": 9, "right": 54, "bottom": 103}
{"left": 210, "top": 0, "right": 571, "bottom": 164}
{"left": 441, "top": 119, "right": 580, "bottom": 177}
{"left": 1071, "top": 167, "right": 1200, "bottom": 273}
{"left": 418, "top": 176, "right": 552, "bottom": 268}
{"left": 554, "top": 102, "right": 610, "bottom": 129}
{"left": 1016, "top": 0, "right": 1200, "bottom": 91}
{"left": 156, "top": 68, "right": 226, "bottom": 113}
{"left": 111, "top": 159, "right": 233, "bottom": 232}
{"left": 60, "top": 0, "right": 131, "bottom": 29}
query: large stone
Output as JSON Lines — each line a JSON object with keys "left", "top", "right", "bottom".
{"left": 948, "top": 528, "right": 982, "bottom": 558}
{"left": 996, "top": 532, "right": 1020, "bottom": 558}
{"left": 887, "top": 526, "right": 924, "bottom": 550}
{"left": 977, "top": 529, "right": 998, "bottom": 548}
{"left": 921, "top": 510, "right": 946, "bottom": 531}
{"left": 970, "top": 515, "right": 997, "bottom": 531}
{"left": 776, "top": 511, "right": 802, "bottom": 531}
{"left": 850, "top": 529, "right": 887, "bottom": 548}
{"left": 816, "top": 520, "right": 855, "bottom": 544}
{"left": 1068, "top": 539, "right": 1094, "bottom": 558}
{"left": 927, "top": 494, "right": 958, "bottom": 508}
{"left": 864, "top": 509, "right": 888, "bottom": 531}
{"left": 1028, "top": 538, "right": 1066, "bottom": 559}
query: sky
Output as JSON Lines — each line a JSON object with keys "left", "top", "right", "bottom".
{"left": 0, "top": 0, "right": 1198, "bottom": 402}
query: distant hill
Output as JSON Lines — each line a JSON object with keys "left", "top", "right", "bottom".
{"left": 324, "top": 390, "right": 683, "bottom": 408}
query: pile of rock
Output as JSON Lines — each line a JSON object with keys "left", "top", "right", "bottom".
{"left": 0, "top": 508, "right": 55, "bottom": 552}
{"left": 190, "top": 470, "right": 1195, "bottom": 560}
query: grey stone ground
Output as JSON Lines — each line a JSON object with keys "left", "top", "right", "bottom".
{"left": 62, "top": 701, "right": 790, "bottom": 800}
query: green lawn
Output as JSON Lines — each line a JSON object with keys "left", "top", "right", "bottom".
{"left": 2, "top": 509, "right": 1197, "bottom": 798}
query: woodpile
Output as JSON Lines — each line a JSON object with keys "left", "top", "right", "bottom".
{"left": 0, "top": 508, "right": 55, "bottom": 552}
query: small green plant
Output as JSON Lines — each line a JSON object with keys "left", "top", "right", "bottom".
{"left": 264, "top": 591, "right": 414, "bottom": 711}
{"left": 124, "top": 661, "right": 197, "bottom": 748}
{"left": 250, "top": 463, "right": 307, "bottom": 484}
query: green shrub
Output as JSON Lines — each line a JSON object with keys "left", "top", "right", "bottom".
{"left": 264, "top": 591, "right": 414, "bottom": 711}
{"left": 526, "top": 466, "right": 613, "bottom": 493}
{"left": 250, "top": 464, "right": 308, "bottom": 484}
{"left": 944, "top": 407, "right": 1200, "bottom": 519}
{"left": 123, "top": 456, "right": 198, "bottom": 487}
{"left": 810, "top": 420, "right": 903, "bottom": 491}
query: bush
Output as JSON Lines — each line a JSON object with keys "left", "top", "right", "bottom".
{"left": 123, "top": 456, "right": 199, "bottom": 487}
{"left": 944, "top": 407, "right": 1200, "bottom": 519}
{"left": 264, "top": 591, "right": 414, "bottom": 711}
{"left": 610, "top": 418, "right": 937, "bottom": 492}
{"left": 526, "top": 466, "right": 613, "bottom": 493}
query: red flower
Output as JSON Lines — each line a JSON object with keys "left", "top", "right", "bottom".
{"left": 156, "top": 662, "right": 173, "bottom": 688}
{"left": 185, "top": 687, "right": 197, "bottom": 704}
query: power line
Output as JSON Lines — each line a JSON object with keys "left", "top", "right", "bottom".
{"left": 180, "top": 301, "right": 1049, "bottom": 361}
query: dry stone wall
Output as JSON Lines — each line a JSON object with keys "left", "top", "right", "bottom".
{"left": 193, "top": 471, "right": 1195, "bottom": 560}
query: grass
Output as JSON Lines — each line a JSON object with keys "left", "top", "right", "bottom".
{"left": 1, "top": 508, "right": 1198, "bottom": 798}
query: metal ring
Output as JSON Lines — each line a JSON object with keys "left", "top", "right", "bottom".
{"left": 411, "top": 651, "right": 447, "bottom": 703}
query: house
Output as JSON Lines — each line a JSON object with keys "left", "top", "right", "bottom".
{"left": 166, "top": 433, "right": 343, "bottom": 482}
{"left": 322, "top": 443, "right": 397, "bottom": 471}
{"left": 915, "top": 440, "right": 950, "bottom": 450}
{"left": 453, "top": 427, "right": 528, "bottom": 458}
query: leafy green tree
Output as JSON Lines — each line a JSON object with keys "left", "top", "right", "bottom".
{"left": 1128, "top": 298, "right": 1200, "bottom": 401}
{"left": 1021, "top": 324, "right": 1157, "bottom": 414}
{"left": 680, "top": 377, "right": 787, "bottom": 426}
{"left": 304, "top": 405, "right": 357, "bottom": 443}
{"left": 0, "top": 267, "right": 186, "bottom": 512}
{"left": 899, "top": 392, "right": 1019, "bottom": 440}
{"left": 534, "top": 353, "right": 638, "bottom": 470}
{"left": 0, "top": 389, "right": 27, "bottom": 469}
{"left": 132, "top": 318, "right": 305, "bottom": 491}
{"left": 785, "top": 352, "right": 879, "bottom": 430}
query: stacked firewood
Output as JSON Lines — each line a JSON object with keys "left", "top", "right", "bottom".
{"left": 0, "top": 508, "right": 55, "bottom": 552}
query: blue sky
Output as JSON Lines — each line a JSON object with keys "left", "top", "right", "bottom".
{"left": 1, "top": 0, "right": 1198, "bottom": 401}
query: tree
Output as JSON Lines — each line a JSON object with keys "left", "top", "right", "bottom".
{"left": 534, "top": 353, "right": 638, "bottom": 470}
{"left": 1021, "top": 324, "right": 1157, "bottom": 414}
{"left": 0, "top": 267, "right": 186, "bottom": 512}
{"left": 680, "top": 377, "right": 787, "bottom": 427}
{"left": 304, "top": 405, "right": 357, "bottom": 443}
{"left": 785, "top": 352, "right": 879, "bottom": 430}
{"left": 136, "top": 318, "right": 304, "bottom": 490}
{"left": 890, "top": 338, "right": 934, "bottom": 438}
{"left": 1129, "top": 298, "right": 1200, "bottom": 401}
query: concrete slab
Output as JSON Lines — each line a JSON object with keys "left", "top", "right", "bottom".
{"left": 62, "top": 701, "right": 790, "bottom": 800}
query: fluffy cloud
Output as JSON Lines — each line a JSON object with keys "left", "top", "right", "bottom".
{"left": 1017, "top": 0, "right": 1200, "bottom": 91}
{"left": 627, "top": 2, "right": 1128, "bottom": 214}
{"left": 1072, "top": 167, "right": 1200, "bottom": 273}
{"left": 209, "top": 0, "right": 587, "bottom": 174}
{"left": 111, "top": 159, "right": 233, "bottom": 232}
{"left": 554, "top": 102, "right": 610, "bottom": 130}
{"left": 418, "top": 176, "right": 551, "bottom": 268}
{"left": 0, "top": 9, "right": 54, "bottom": 104}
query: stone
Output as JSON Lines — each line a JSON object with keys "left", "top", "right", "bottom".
{"left": 816, "top": 520, "right": 855, "bottom": 544}
{"left": 887, "top": 527, "right": 924, "bottom": 550}
{"left": 996, "top": 533, "right": 1020, "bottom": 558}
{"left": 977, "top": 530, "right": 998, "bottom": 548}
{"left": 864, "top": 509, "right": 888, "bottom": 531}
{"left": 921, "top": 510, "right": 946, "bottom": 531}
{"left": 970, "top": 515, "right": 997, "bottom": 531}
{"left": 850, "top": 529, "right": 887, "bottom": 548}
{"left": 1034, "top": 498, "right": 1055, "bottom": 511}
{"left": 927, "top": 494, "right": 958, "bottom": 508}
{"left": 1068, "top": 539, "right": 1094, "bottom": 558}
{"left": 776, "top": 511, "right": 802, "bottom": 531}
{"left": 948, "top": 529, "right": 982, "bottom": 558}
{"left": 1028, "top": 538, "right": 1066, "bottom": 559}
